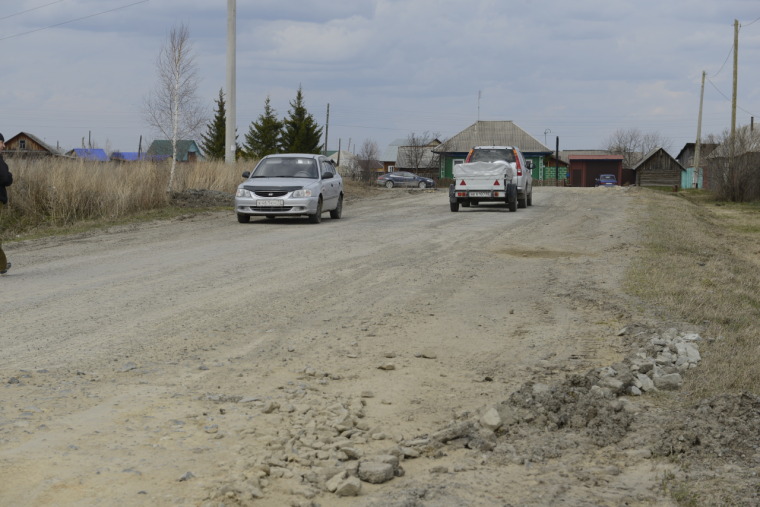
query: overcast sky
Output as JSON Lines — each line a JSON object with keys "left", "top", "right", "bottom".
{"left": 2, "top": 0, "right": 759, "bottom": 155}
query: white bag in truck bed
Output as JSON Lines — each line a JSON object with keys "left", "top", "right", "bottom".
{"left": 453, "top": 161, "right": 516, "bottom": 180}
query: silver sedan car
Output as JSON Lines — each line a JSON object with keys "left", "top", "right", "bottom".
{"left": 235, "top": 154, "right": 343, "bottom": 224}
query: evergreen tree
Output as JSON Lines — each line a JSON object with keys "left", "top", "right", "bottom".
{"left": 280, "top": 86, "right": 323, "bottom": 154}
{"left": 199, "top": 88, "right": 234, "bottom": 160}
{"left": 243, "top": 95, "right": 283, "bottom": 159}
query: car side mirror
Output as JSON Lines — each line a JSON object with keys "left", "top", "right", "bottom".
{"left": 242, "top": 171, "right": 251, "bottom": 178}
{"left": 322, "top": 172, "right": 334, "bottom": 179}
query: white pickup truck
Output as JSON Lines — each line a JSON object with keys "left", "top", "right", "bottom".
{"left": 448, "top": 146, "right": 533, "bottom": 212}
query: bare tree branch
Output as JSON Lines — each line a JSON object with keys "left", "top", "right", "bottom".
{"left": 144, "top": 23, "right": 206, "bottom": 192}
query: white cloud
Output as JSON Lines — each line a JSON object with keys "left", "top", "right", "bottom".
{"left": 1, "top": 0, "right": 759, "bottom": 153}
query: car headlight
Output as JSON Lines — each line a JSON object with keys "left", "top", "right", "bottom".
{"left": 291, "top": 188, "right": 313, "bottom": 198}
{"left": 236, "top": 188, "right": 252, "bottom": 198}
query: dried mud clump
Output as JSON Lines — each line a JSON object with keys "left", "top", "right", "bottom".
{"left": 652, "top": 392, "right": 760, "bottom": 462}
{"left": 506, "top": 373, "right": 635, "bottom": 447}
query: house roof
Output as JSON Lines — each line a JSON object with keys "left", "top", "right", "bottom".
{"left": 146, "top": 140, "right": 202, "bottom": 160}
{"left": 674, "top": 142, "right": 719, "bottom": 162}
{"left": 380, "top": 138, "right": 407, "bottom": 163}
{"left": 6, "top": 131, "right": 60, "bottom": 154}
{"left": 67, "top": 148, "right": 108, "bottom": 161}
{"left": 632, "top": 147, "right": 685, "bottom": 171}
{"left": 434, "top": 121, "right": 551, "bottom": 154}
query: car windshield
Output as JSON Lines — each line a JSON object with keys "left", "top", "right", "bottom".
{"left": 470, "top": 149, "right": 516, "bottom": 164}
{"left": 600, "top": 175, "right": 616, "bottom": 181}
{"left": 251, "top": 158, "right": 318, "bottom": 178}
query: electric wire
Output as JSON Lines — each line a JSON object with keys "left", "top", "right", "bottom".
{"left": 0, "top": 0, "right": 150, "bottom": 42}
{"left": 0, "top": 0, "right": 64, "bottom": 21}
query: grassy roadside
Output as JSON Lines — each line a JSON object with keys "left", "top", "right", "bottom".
{"left": 625, "top": 188, "right": 760, "bottom": 399}
{"left": 0, "top": 159, "right": 377, "bottom": 242}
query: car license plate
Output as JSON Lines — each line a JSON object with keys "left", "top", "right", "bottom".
{"left": 257, "top": 199, "right": 284, "bottom": 207}
{"left": 469, "top": 191, "right": 491, "bottom": 197}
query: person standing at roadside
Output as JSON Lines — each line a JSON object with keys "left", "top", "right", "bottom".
{"left": 0, "top": 133, "right": 13, "bottom": 275}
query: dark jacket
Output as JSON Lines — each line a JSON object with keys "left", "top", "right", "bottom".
{"left": 0, "top": 154, "right": 12, "bottom": 204}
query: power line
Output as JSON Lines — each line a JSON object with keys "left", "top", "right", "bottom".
{"left": 0, "top": 0, "right": 64, "bottom": 21}
{"left": 706, "top": 77, "right": 759, "bottom": 119}
{"left": 0, "top": 0, "right": 150, "bottom": 42}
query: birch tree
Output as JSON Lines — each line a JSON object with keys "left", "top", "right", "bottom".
{"left": 145, "top": 23, "right": 206, "bottom": 192}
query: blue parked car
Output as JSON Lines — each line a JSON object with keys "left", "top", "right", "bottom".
{"left": 595, "top": 174, "right": 618, "bottom": 187}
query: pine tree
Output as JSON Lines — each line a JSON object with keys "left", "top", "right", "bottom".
{"left": 243, "top": 96, "right": 283, "bottom": 159}
{"left": 199, "top": 88, "right": 232, "bottom": 160}
{"left": 280, "top": 86, "right": 323, "bottom": 154}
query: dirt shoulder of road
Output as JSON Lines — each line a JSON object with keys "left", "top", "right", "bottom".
{"left": 1, "top": 186, "right": 758, "bottom": 506}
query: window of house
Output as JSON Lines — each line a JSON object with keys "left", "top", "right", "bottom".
{"left": 19, "top": 140, "right": 26, "bottom": 150}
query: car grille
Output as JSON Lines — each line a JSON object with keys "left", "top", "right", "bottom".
{"left": 244, "top": 185, "right": 301, "bottom": 198}
{"left": 253, "top": 206, "right": 294, "bottom": 212}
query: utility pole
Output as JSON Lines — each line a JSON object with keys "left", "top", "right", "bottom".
{"left": 731, "top": 19, "right": 739, "bottom": 139}
{"left": 323, "top": 103, "right": 330, "bottom": 155}
{"left": 694, "top": 70, "right": 705, "bottom": 189}
{"left": 225, "top": 0, "right": 237, "bottom": 164}
{"left": 555, "top": 136, "right": 559, "bottom": 186}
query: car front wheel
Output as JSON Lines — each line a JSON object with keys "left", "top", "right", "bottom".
{"left": 237, "top": 213, "right": 250, "bottom": 223}
{"left": 309, "top": 198, "right": 323, "bottom": 223}
{"left": 418, "top": 181, "right": 426, "bottom": 188}
{"left": 385, "top": 180, "right": 394, "bottom": 189}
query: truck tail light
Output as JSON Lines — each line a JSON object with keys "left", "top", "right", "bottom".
{"left": 513, "top": 149, "right": 523, "bottom": 176}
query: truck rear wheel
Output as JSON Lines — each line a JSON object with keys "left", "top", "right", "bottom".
{"left": 450, "top": 202, "right": 459, "bottom": 212}
{"left": 507, "top": 183, "right": 517, "bottom": 212}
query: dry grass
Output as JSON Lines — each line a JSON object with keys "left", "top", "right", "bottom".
{"left": 0, "top": 158, "right": 246, "bottom": 235}
{"left": 625, "top": 189, "right": 760, "bottom": 398}
{"left": 0, "top": 158, "right": 382, "bottom": 238}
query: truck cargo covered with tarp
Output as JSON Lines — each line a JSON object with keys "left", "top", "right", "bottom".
{"left": 452, "top": 161, "right": 516, "bottom": 181}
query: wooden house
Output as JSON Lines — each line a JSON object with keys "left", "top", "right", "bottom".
{"left": 432, "top": 121, "right": 552, "bottom": 179}
{"left": 379, "top": 139, "right": 406, "bottom": 173}
{"left": 675, "top": 142, "right": 719, "bottom": 189}
{"left": 146, "top": 140, "right": 203, "bottom": 162}
{"left": 2, "top": 132, "right": 60, "bottom": 158}
{"left": 395, "top": 139, "right": 441, "bottom": 177}
{"left": 633, "top": 148, "right": 685, "bottom": 188}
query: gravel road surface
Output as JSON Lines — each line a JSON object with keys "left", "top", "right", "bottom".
{"left": 2, "top": 187, "right": 682, "bottom": 506}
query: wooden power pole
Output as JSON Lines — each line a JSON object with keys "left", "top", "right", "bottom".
{"left": 225, "top": 0, "right": 237, "bottom": 164}
{"left": 694, "top": 70, "right": 705, "bottom": 188}
{"left": 731, "top": 19, "right": 739, "bottom": 139}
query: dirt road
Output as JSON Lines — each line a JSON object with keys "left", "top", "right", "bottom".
{"left": 1, "top": 187, "right": 682, "bottom": 505}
